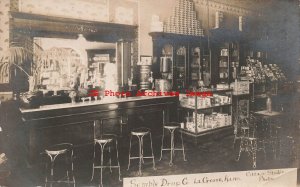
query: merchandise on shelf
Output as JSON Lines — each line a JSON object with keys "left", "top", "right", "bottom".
{"left": 216, "top": 84, "right": 230, "bottom": 89}
{"left": 230, "top": 80, "right": 250, "bottom": 94}
{"left": 240, "top": 57, "right": 286, "bottom": 83}
{"left": 180, "top": 88, "right": 232, "bottom": 134}
{"left": 185, "top": 112, "right": 231, "bottom": 133}
{"left": 180, "top": 93, "right": 231, "bottom": 109}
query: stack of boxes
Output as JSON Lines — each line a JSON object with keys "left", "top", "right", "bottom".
{"left": 164, "top": 0, "right": 204, "bottom": 36}
{"left": 187, "top": 95, "right": 231, "bottom": 109}
{"left": 151, "top": 15, "right": 164, "bottom": 32}
{"left": 230, "top": 80, "right": 250, "bottom": 95}
{"left": 186, "top": 112, "right": 231, "bottom": 133}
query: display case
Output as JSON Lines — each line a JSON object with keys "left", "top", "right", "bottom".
{"left": 178, "top": 88, "right": 233, "bottom": 142}
{"left": 216, "top": 43, "right": 240, "bottom": 84}
{"left": 149, "top": 32, "right": 204, "bottom": 91}
{"left": 240, "top": 57, "right": 287, "bottom": 100}
{"left": 174, "top": 46, "right": 187, "bottom": 90}
{"left": 189, "top": 47, "right": 202, "bottom": 88}
{"left": 218, "top": 44, "right": 230, "bottom": 84}
{"left": 210, "top": 28, "right": 242, "bottom": 85}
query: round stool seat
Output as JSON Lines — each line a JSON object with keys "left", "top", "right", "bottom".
{"left": 131, "top": 127, "right": 150, "bottom": 136}
{"left": 241, "top": 126, "right": 250, "bottom": 130}
{"left": 94, "top": 134, "right": 116, "bottom": 144}
{"left": 164, "top": 126, "right": 179, "bottom": 130}
{"left": 45, "top": 143, "right": 72, "bottom": 156}
{"left": 164, "top": 122, "right": 180, "bottom": 130}
{"left": 247, "top": 137, "right": 257, "bottom": 141}
{"left": 95, "top": 139, "right": 112, "bottom": 144}
{"left": 287, "top": 136, "right": 294, "bottom": 140}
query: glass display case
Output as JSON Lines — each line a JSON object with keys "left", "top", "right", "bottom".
{"left": 178, "top": 88, "right": 233, "bottom": 139}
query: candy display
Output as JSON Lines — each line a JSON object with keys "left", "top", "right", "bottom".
{"left": 240, "top": 57, "right": 286, "bottom": 83}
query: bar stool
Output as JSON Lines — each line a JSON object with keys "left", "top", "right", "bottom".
{"left": 44, "top": 143, "right": 75, "bottom": 187}
{"left": 159, "top": 122, "right": 186, "bottom": 166}
{"left": 233, "top": 116, "right": 249, "bottom": 146}
{"left": 236, "top": 115, "right": 266, "bottom": 168}
{"left": 91, "top": 134, "right": 121, "bottom": 187}
{"left": 127, "top": 127, "right": 156, "bottom": 176}
{"left": 236, "top": 136, "right": 258, "bottom": 168}
{"left": 271, "top": 125, "right": 282, "bottom": 159}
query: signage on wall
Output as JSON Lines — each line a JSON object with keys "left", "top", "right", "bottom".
{"left": 138, "top": 56, "right": 152, "bottom": 66}
{"left": 19, "top": 0, "right": 109, "bottom": 22}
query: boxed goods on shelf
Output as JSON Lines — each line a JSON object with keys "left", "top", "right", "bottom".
{"left": 216, "top": 84, "right": 230, "bottom": 89}
{"left": 230, "top": 80, "right": 250, "bottom": 94}
{"left": 184, "top": 112, "right": 231, "bottom": 133}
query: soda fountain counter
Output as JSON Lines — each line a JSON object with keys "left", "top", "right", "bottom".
{"left": 19, "top": 96, "right": 178, "bottom": 163}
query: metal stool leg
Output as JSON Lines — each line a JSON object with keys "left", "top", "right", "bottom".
{"left": 159, "top": 128, "right": 165, "bottom": 161}
{"left": 109, "top": 146, "right": 112, "bottom": 173}
{"left": 180, "top": 131, "right": 187, "bottom": 161}
{"left": 236, "top": 138, "right": 244, "bottom": 161}
{"left": 45, "top": 154, "right": 59, "bottom": 187}
{"left": 115, "top": 139, "right": 122, "bottom": 182}
{"left": 169, "top": 129, "right": 175, "bottom": 166}
{"left": 45, "top": 162, "right": 48, "bottom": 187}
{"left": 71, "top": 150, "right": 75, "bottom": 187}
{"left": 91, "top": 142, "right": 96, "bottom": 181}
{"left": 99, "top": 143, "right": 107, "bottom": 187}
{"left": 127, "top": 135, "right": 132, "bottom": 171}
{"left": 138, "top": 135, "right": 143, "bottom": 176}
{"left": 66, "top": 153, "right": 70, "bottom": 187}
{"left": 141, "top": 138, "right": 145, "bottom": 164}
{"left": 251, "top": 140, "right": 257, "bottom": 168}
{"left": 149, "top": 132, "right": 156, "bottom": 170}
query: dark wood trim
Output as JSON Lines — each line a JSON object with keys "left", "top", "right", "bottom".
{"left": 149, "top": 32, "right": 204, "bottom": 43}
{"left": 10, "top": 11, "right": 137, "bottom": 42}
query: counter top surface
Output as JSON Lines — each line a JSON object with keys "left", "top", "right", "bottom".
{"left": 20, "top": 96, "right": 175, "bottom": 113}
{"left": 254, "top": 110, "right": 282, "bottom": 117}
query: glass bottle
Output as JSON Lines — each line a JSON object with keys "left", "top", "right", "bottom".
{"left": 266, "top": 96, "right": 272, "bottom": 113}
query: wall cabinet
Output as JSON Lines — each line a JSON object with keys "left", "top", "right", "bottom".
{"left": 150, "top": 32, "right": 205, "bottom": 91}
{"left": 210, "top": 28, "right": 242, "bottom": 85}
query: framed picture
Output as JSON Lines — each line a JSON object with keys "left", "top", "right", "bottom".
{"left": 138, "top": 56, "right": 152, "bottom": 65}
